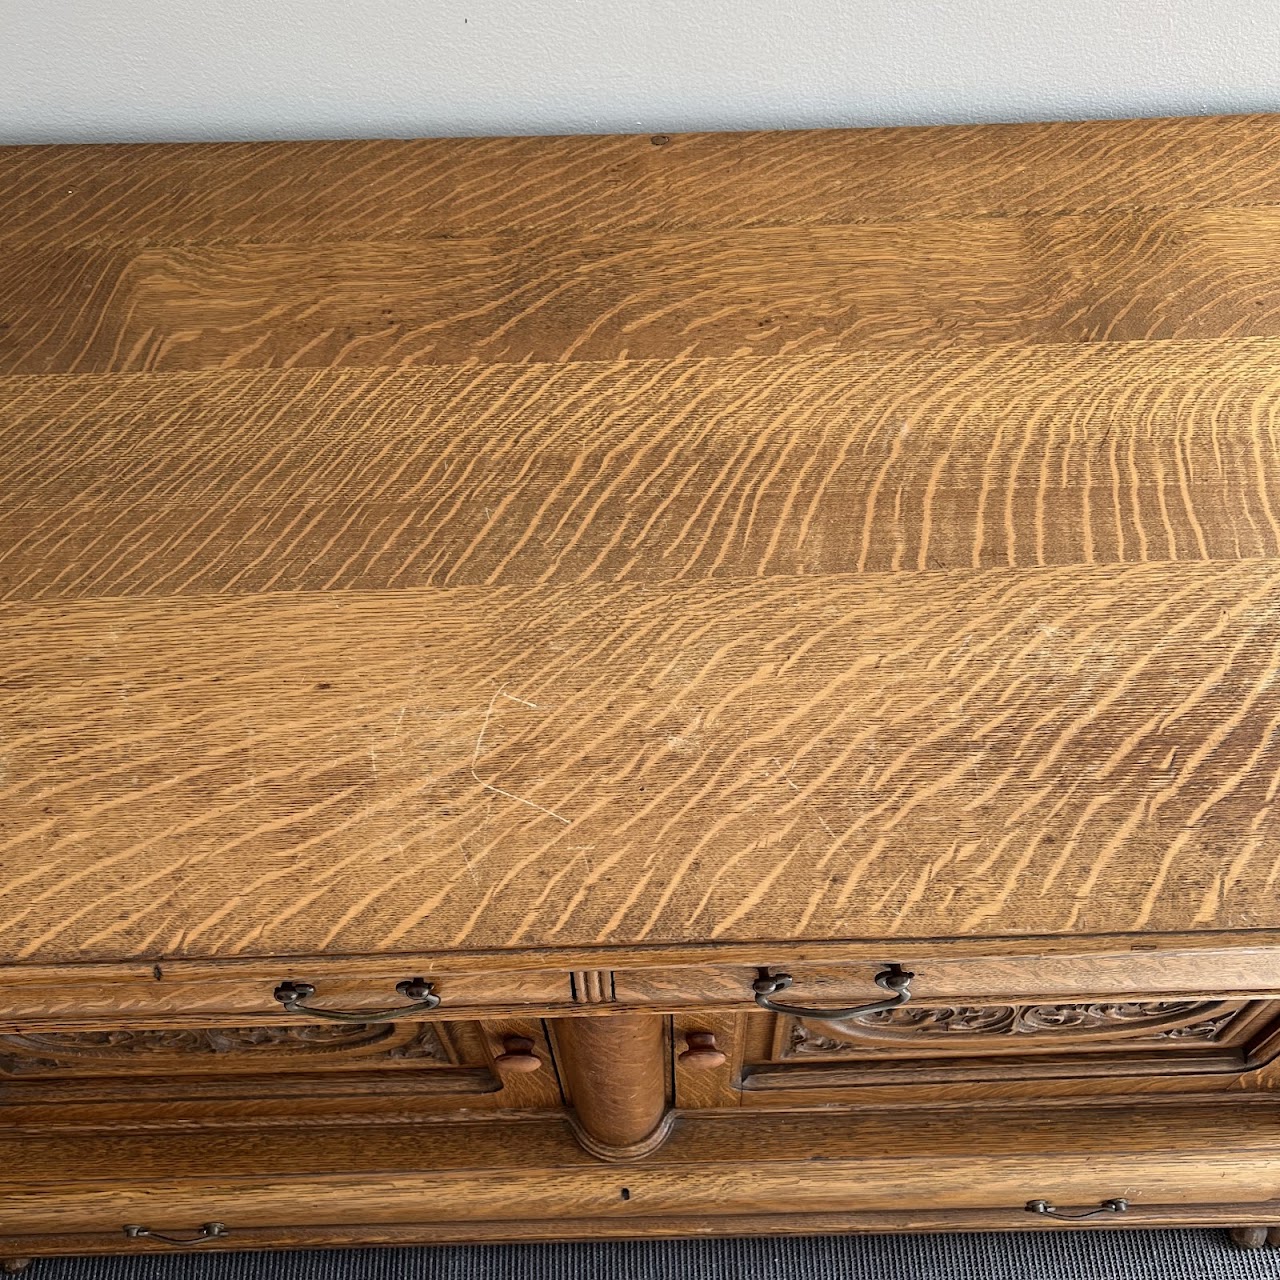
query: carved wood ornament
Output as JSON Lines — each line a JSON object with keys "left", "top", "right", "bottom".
{"left": 0, "top": 1024, "right": 449, "bottom": 1077}
{"left": 786, "top": 1001, "right": 1243, "bottom": 1055}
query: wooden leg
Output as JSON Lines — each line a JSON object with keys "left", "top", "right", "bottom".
{"left": 552, "top": 1012, "right": 672, "bottom": 1161}
{"left": 1229, "top": 1226, "right": 1270, "bottom": 1249}
{"left": 1, "top": 1260, "right": 32, "bottom": 1275}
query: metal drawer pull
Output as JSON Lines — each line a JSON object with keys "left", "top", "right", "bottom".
{"left": 752, "top": 963, "right": 914, "bottom": 1018}
{"left": 123, "top": 1222, "right": 228, "bottom": 1246}
{"left": 1025, "top": 1198, "right": 1129, "bottom": 1221}
{"left": 272, "top": 978, "right": 440, "bottom": 1022}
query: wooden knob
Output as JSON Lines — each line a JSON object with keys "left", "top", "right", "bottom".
{"left": 494, "top": 1035, "right": 542, "bottom": 1074}
{"left": 678, "top": 1031, "right": 726, "bottom": 1070}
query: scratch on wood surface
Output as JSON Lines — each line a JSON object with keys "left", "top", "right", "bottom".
{"left": 766, "top": 757, "right": 838, "bottom": 842}
{"left": 470, "top": 686, "right": 571, "bottom": 825}
{"left": 457, "top": 835, "right": 481, "bottom": 885}
{"left": 500, "top": 691, "right": 540, "bottom": 709}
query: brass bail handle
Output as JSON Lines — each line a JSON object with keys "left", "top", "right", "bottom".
{"left": 272, "top": 977, "right": 441, "bottom": 1022}
{"left": 752, "top": 963, "right": 914, "bottom": 1019}
{"left": 1025, "top": 1198, "right": 1130, "bottom": 1221}
{"left": 123, "top": 1222, "right": 228, "bottom": 1246}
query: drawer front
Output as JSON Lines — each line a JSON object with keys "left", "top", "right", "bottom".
{"left": 6, "top": 1203, "right": 1280, "bottom": 1257}
{"left": 3, "top": 1163, "right": 1273, "bottom": 1238}
{"left": 8, "top": 946, "right": 1280, "bottom": 1031}
{"left": 3, "top": 1106, "right": 1280, "bottom": 1238}
{"left": 0, "top": 1016, "right": 563, "bottom": 1127}
{"left": 673, "top": 997, "right": 1280, "bottom": 1110}
{"left": 622, "top": 947, "right": 1280, "bottom": 1011}
{"left": 0, "top": 968, "right": 574, "bottom": 1032}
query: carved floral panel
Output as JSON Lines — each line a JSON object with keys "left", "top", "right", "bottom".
{"left": 0, "top": 1021, "right": 450, "bottom": 1077}
{"left": 784, "top": 1000, "right": 1244, "bottom": 1057}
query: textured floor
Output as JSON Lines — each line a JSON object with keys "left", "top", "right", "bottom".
{"left": 25, "top": 1231, "right": 1280, "bottom": 1280}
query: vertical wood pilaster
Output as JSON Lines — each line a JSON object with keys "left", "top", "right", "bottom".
{"left": 551, "top": 1013, "right": 672, "bottom": 1161}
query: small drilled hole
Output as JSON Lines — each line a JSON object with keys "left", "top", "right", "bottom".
{"left": 620, "top": 1187, "right": 631, "bottom": 1201}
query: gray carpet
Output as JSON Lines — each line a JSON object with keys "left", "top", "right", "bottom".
{"left": 24, "top": 1231, "right": 1280, "bottom": 1280}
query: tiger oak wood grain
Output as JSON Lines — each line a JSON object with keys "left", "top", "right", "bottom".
{"left": 10, "top": 116, "right": 1280, "bottom": 1257}
{"left": 7, "top": 1156, "right": 1274, "bottom": 1235}
{"left": 615, "top": 951, "right": 1280, "bottom": 1011}
{"left": 5, "top": 336, "right": 1280, "bottom": 602}
{"left": 10, "top": 1202, "right": 1280, "bottom": 1259}
{"left": 4, "top": 116, "right": 1280, "bottom": 251}
{"left": 3, "top": 121, "right": 1280, "bottom": 966}
{"left": 3, "top": 1105, "right": 1280, "bottom": 1235}
{"left": 2, "top": 556, "right": 1279, "bottom": 960}
{"left": 7, "top": 116, "right": 1280, "bottom": 378}
{"left": 12, "top": 1104, "right": 1280, "bottom": 1184}
{"left": 10, "top": 946, "right": 1280, "bottom": 1035}
{"left": 9, "top": 206, "right": 1280, "bottom": 374}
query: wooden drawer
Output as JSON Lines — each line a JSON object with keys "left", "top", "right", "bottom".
{"left": 0, "top": 964, "right": 574, "bottom": 1032}
{"left": 621, "top": 947, "right": 1280, "bottom": 1011}
{"left": 673, "top": 997, "right": 1280, "bottom": 1111}
{"left": 14, "top": 946, "right": 1280, "bottom": 1034}
{"left": 6, "top": 1204, "right": 1280, "bottom": 1258}
{"left": 14, "top": 947, "right": 1280, "bottom": 1035}
{"left": 0, "top": 1016, "right": 563, "bottom": 1128}
{"left": 2, "top": 1107, "right": 1279, "bottom": 1242}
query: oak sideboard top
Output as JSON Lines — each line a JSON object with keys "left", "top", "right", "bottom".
{"left": 2, "top": 114, "right": 1280, "bottom": 966}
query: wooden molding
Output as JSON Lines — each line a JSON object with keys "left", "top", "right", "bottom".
{"left": 571, "top": 971, "right": 616, "bottom": 1005}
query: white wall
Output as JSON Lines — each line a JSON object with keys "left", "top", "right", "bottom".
{"left": 2, "top": 0, "right": 1278, "bottom": 144}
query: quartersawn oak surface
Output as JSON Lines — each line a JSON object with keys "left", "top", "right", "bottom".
{"left": 2, "top": 115, "right": 1280, "bottom": 964}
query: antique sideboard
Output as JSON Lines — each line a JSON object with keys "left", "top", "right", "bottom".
{"left": 2, "top": 113, "right": 1280, "bottom": 1266}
